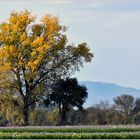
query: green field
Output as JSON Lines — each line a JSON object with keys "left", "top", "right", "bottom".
{"left": 0, "top": 126, "right": 140, "bottom": 139}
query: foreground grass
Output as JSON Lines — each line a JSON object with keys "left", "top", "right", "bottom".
{"left": 1, "top": 132, "right": 140, "bottom": 139}
{"left": 0, "top": 127, "right": 140, "bottom": 139}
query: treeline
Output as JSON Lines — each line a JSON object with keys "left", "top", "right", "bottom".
{"left": 30, "top": 94, "right": 140, "bottom": 125}
{"left": 0, "top": 94, "right": 140, "bottom": 126}
{"left": 28, "top": 94, "right": 140, "bottom": 125}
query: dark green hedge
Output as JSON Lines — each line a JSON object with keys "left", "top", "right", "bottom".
{"left": 0, "top": 127, "right": 140, "bottom": 133}
{"left": 0, "top": 132, "right": 140, "bottom": 139}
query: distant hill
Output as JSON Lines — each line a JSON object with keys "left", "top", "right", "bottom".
{"left": 80, "top": 81, "right": 140, "bottom": 108}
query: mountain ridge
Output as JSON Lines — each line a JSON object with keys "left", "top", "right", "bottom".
{"left": 80, "top": 81, "right": 140, "bottom": 91}
{"left": 80, "top": 81, "right": 140, "bottom": 107}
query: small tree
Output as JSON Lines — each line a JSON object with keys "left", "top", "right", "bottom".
{"left": 45, "top": 78, "right": 88, "bottom": 125}
{"left": 132, "top": 98, "right": 140, "bottom": 124}
{"left": 113, "top": 94, "right": 135, "bottom": 124}
{"left": 134, "top": 98, "right": 140, "bottom": 114}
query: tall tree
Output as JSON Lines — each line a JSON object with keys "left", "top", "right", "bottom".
{"left": 0, "top": 11, "right": 93, "bottom": 125}
{"left": 45, "top": 78, "right": 88, "bottom": 125}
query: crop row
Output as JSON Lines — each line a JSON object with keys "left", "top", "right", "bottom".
{"left": 0, "top": 132, "right": 140, "bottom": 139}
{"left": 0, "top": 127, "right": 140, "bottom": 133}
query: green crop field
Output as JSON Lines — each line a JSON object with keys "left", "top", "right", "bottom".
{"left": 0, "top": 126, "right": 140, "bottom": 139}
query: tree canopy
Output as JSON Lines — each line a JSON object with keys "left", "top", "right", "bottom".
{"left": 113, "top": 94, "right": 135, "bottom": 124}
{"left": 45, "top": 77, "right": 88, "bottom": 125}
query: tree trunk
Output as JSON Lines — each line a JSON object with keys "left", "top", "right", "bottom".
{"left": 60, "top": 110, "right": 67, "bottom": 125}
{"left": 23, "top": 106, "right": 29, "bottom": 126}
{"left": 23, "top": 95, "right": 29, "bottom": 126}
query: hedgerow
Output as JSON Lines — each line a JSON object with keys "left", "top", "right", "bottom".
{"left": 0, "top": 132, "right": 140, "bottom": 139}
{"left": 0, "top": 127, "right": 140, "bottom": 133}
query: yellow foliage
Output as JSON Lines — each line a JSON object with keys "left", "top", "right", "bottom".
{"left": 42, "top": 15, "right": 61, "bottom": 37}
{"left": 20, "top": 32, "right": 27, "bottom": 42}
{"left": 0, "top": 10, "right": 64, "bottom": 73}
{"left": 0, "top": 94, "right": 17, "bottom": 120}
{"left": 9, "top": 10, "right": 35, "bottom": 28}
{"left": 32, "top": 37, "right": 44, "bottom": 47}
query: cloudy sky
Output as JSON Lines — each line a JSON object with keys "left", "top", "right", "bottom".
{"left": 0, "top": 0, "right": 140, "bottom": 88}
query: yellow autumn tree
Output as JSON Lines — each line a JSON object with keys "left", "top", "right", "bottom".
{"left": 0, "top": 10, "right": 93, "bottom": 125}
{"left": 0, "top": 72, "right": 23, "bottom": 124}
{"left": 0, "top": 93, "right": 23, "bottom": 125}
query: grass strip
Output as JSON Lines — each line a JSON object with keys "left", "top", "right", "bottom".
{"left": 0, "top": 127, "right": 140, "bottom": 133}
{"left": 0, "top": 132, "right": 140, "bottom": 139}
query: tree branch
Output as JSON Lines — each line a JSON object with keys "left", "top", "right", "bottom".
{"left": 32, "top": 55, "right": 75, "bottom": 89}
